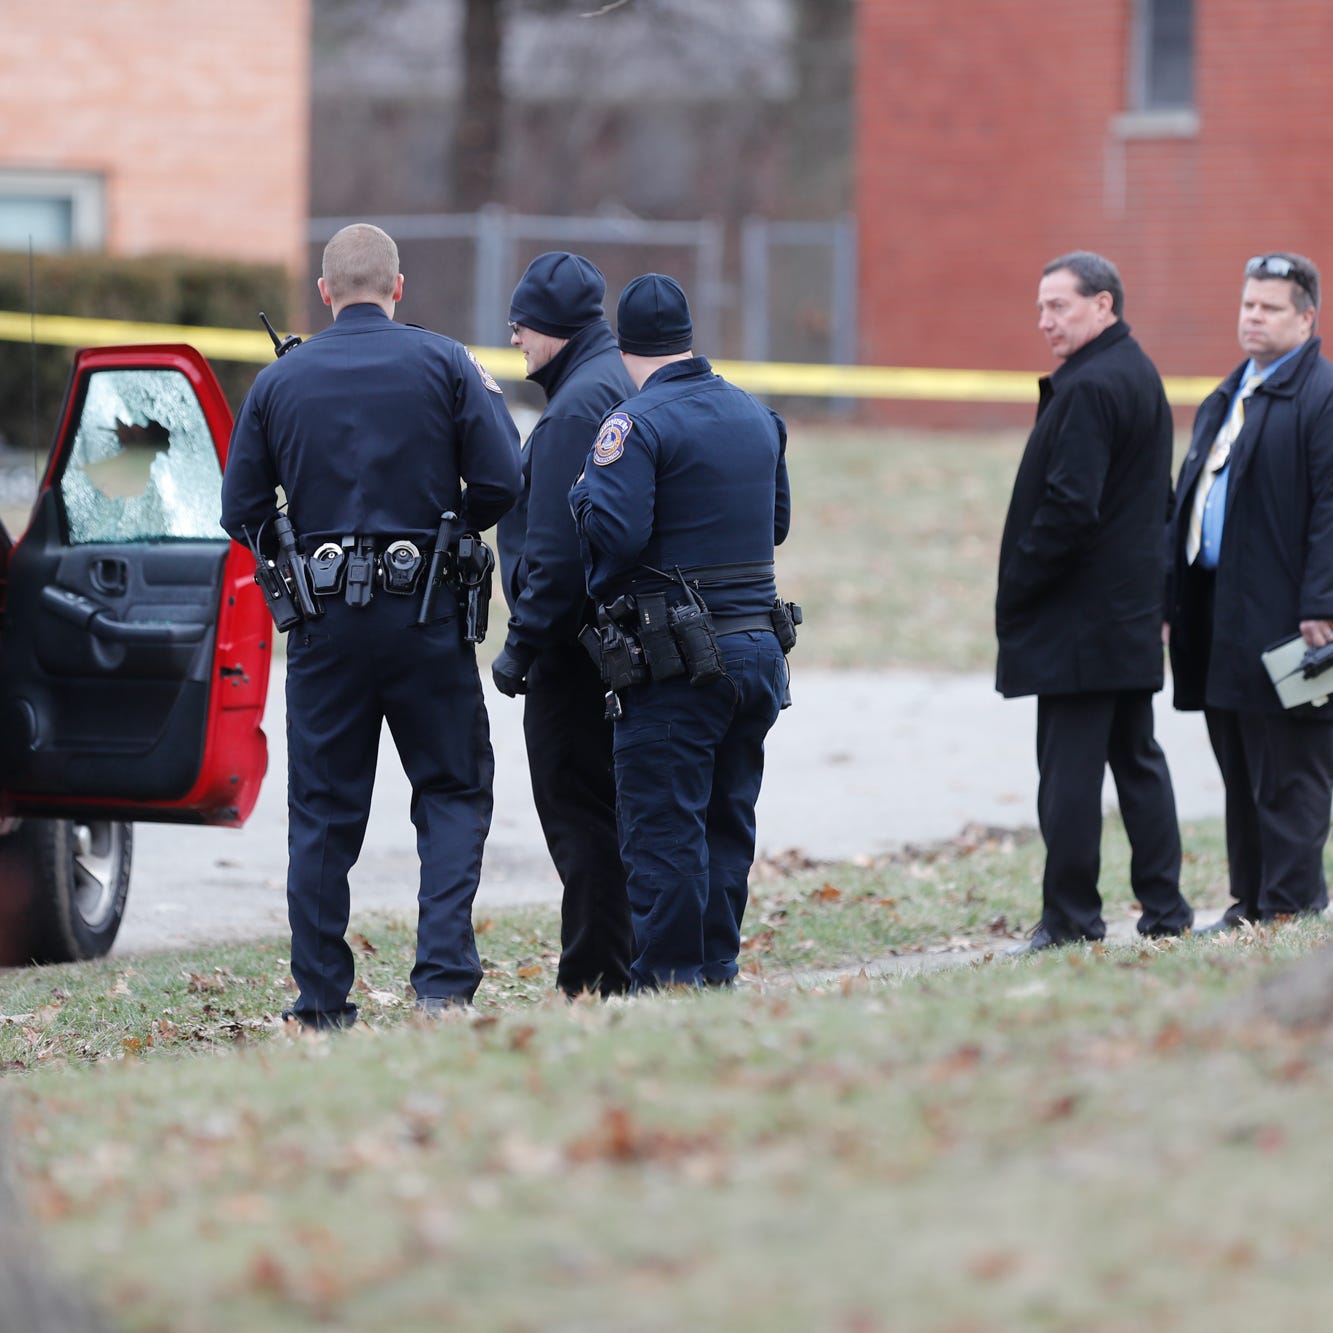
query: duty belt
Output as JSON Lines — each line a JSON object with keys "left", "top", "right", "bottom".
{"left": 712, "top": 612, "right": 778, "bottom": 635}
{"left": 305, "top": 534, "right": 428, "bottom": 604}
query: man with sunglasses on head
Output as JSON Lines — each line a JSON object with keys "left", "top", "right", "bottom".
{"left": 1168, "top": 252, "right": 1333, "bottom": 932}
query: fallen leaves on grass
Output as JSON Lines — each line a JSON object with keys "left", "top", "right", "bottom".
{"left": 565, "top": 1103, "right": 723, "bottom": 1170}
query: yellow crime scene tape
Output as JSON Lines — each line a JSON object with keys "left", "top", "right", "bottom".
{"left": 0, "top": 310, "right": 1220, "bottom": 406}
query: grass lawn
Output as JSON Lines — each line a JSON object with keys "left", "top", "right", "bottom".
{"left": 777, "top": 424, "right": 1028, "bottom": 670}
{"left": 5, "top": 818, "right": 1333, "bottom": 1330}
{"left": 5, "top": 424, "right": 1326, "bottom": 1328}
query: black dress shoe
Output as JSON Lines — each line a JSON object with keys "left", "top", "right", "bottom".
{"left": 1195, "top": 904, "right": 1249, "bottom": 935}
{"left": 1138, "top": 912, "right": 1194, "bottom": 939}
{"left": 1005, "top": 924, "right": 1065, "bottom": 957}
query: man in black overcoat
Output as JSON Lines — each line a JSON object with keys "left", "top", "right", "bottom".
{"left": 997, "top": 251, "right": 1193, "bottom": 952}
{"left": 1167, "top": 252, "right": 1333, "bottom": 930}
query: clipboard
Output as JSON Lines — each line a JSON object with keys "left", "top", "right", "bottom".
{"left": 1261, "top": 636, "right": 1333, "bottom": 709}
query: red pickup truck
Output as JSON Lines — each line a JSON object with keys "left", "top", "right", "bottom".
{"left": 0, "top": 345, "right": 271, "bottom": 964}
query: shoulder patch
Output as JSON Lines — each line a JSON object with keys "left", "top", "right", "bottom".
{"left": 465, "top": 347, "right": 504, "bottom": 394}
{"left": 593, "top": 412, "right": 633, "bottom": 466}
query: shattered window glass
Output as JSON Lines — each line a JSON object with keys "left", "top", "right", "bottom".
{"left": 60, "top": 368, "right": 226, "bottom": 543}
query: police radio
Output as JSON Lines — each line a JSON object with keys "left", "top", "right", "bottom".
{"left": 243, "top": 513, "right": 321, "bottom": 632}
{"left": 259, "top": 312, "right": 302, "bottom": 357}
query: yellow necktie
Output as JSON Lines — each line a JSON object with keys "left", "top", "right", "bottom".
{"left": 1186, "top": 374, "right": 1262, "bottom": 564}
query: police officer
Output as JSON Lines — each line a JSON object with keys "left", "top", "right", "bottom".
{"left": 492, "top": 252, "right": 636, "bottom": 997}
{"left": 570, "top": 274, "right": 792, "bottom": 990}
{"left": 220, "top": 223, "right": 521, "bottom": 1028}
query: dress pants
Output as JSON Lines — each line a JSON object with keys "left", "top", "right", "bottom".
{"left": 1204, "top": 706, "right": 1333, "bottom": 919}
{"left": 523, "top": 642, "right": 632, "bottom": 996}
{"left": 613, "top": 630, "right": 786, "bottom": 990}
{"left": 284, "top": 593, "right": 494, "bottom": 1021}
{"left": 1035, "top": 690, "right": 1188, "bottom": 941}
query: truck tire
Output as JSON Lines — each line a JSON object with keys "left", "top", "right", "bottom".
{"left": 17, "top": 820, "right": 132, "bottom": 964}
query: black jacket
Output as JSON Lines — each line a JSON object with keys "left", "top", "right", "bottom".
{"left": 496, "top": 319, "right": 636, "bottom": 668}
{"left": 996, "top": 321, "right": 1174, "bottom": 699}
{"left": 222, "top": 304, "right": 521, "bottom": 548}
{"left": 1167, "top": 336, "right": 1333, "bottom": 715}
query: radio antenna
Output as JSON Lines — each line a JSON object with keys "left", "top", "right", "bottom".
{"left": 28, "top": 237, "right": 39, "bottom": 463}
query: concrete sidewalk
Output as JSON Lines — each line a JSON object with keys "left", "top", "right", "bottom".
{"left": 122, "top": 666, "right": 1225, "bottom": 953}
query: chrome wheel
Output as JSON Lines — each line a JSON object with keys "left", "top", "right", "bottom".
{"left": 68, "top": 822, "right": 126, "bottom": 932}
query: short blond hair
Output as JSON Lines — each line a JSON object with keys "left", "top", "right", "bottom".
{"left": 321, "top": 224, "right": 399, "bottom": 304}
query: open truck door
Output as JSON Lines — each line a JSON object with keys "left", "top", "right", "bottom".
{"left": 0, "top": 345, "right": 272, "bottom": 962}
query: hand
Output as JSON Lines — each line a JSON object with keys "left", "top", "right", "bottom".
{"left": 491, "top": 645, "right": 528, "bottom": 697}
{"left": 1300, "top": 619, "right": 1333, "bottom": 649}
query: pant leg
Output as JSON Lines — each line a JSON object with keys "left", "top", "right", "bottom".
{"left": 701, "top": 633, "right": 786, "bottom": 983}
{"left": 1106, "top": 690, "right": 1190, "bottom": 934}
{"left": 1204, "top": 707, "right": 1264, "bottom": 919}
{"left": 614, "top": 675, "right": 728, "bottom": 990}
{"left": 378, "top": 600, "right": 494, "bottom": 1002}
{"left": 1240, "top": 711, "right": 1333, "bottom": 918}
{"left": 1035, "top": 693, "right": 1113, "bottom": 940}
{"left": 524, "top": 644, "right": 632, "bottom": 996}
{"left": 284, "top": 609, "right": 383, "bottom": 1020}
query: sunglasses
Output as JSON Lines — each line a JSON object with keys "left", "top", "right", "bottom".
{"left": 1246, "top": 254, "right": 1317, "bottom": 300}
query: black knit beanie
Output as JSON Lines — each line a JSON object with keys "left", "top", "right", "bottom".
{"left": 508, "top": 251, "right": 605, "bottom": 338}
{"left": 616, "top": 273, "right": 694, "bottom": 356}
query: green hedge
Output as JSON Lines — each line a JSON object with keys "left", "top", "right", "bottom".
{"left": 0, "top": 252, "right": 292, "bottom": 454}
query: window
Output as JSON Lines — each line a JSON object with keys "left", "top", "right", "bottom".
{"left": 60, "top": 369, "right": 227, "bottom": 543}
{"left": 1133, "top": 0, "right": 1194, "bottom": 111}
{"left": 0, "top": 170, "right": 105, "bottom": 252}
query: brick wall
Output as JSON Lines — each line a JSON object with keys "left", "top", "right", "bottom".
{"left": 1, "top": 0, "right": 310, "bottom": 279}
{"left": 858, "top": 0, "right": 1333, "bottom": 421}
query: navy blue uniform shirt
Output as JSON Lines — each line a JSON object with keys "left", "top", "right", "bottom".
{"left": 221, "top": 303, "right": 521, "bottom": 549}
{"left": 569, "top": 357, "right": 790, "bottom": 617}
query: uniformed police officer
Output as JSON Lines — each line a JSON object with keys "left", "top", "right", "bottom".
{"left": 570, "top": 274, "right": 792, "bottom": 990}
{"left": 220, "top": 223, "right": 521, "bottom": 1028}
{"left": 492, "top": 252, "right": 636, "bottom": 997}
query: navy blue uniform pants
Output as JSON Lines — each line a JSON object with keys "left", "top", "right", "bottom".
{"left": 1035, "top": 690, "right": 1188, "bottom": 941}
{"left": 1205, "top": 706, "right": 1333, "bottom": 920}
{"left": 613, "top": 630, "right": 786, "bottom": 990}
{"left": 284, "top": 594, "right": 494, "bottom": 1021}
{"left": 524, "top": 642, "right": 632, "bottom": 996}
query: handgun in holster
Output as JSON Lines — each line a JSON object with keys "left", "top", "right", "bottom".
{"left": 579, "top": 597, "right": 650, "bottom": 694}
{"left": 454, "top": 531, "right": 495, "bottom": 643}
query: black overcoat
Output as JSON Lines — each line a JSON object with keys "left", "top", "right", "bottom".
{"left": 995, "top": 321, "right": 1174, "bottom": 699}
{"left": 1166, "top": 336, "right": 1333, "bottom": 715}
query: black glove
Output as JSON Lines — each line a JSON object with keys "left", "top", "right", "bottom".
{"left": 491, "top": 645, "right": 529, "bottom": 697}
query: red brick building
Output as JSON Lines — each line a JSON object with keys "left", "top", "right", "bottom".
{"left": 858, "top": 0, "right": 1333, "bottom": 415}
{"left": 0, "top": 1, "right": 309, "bottom": 277}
